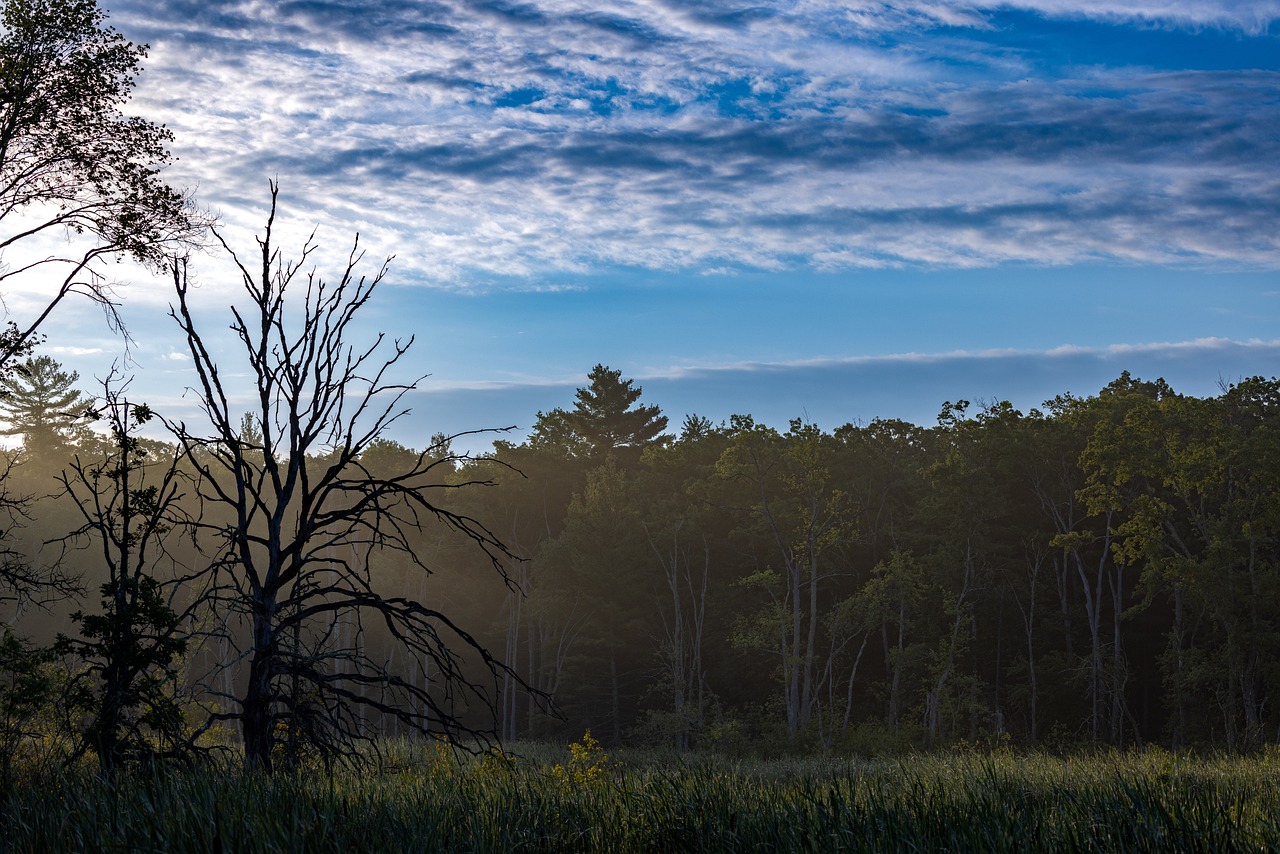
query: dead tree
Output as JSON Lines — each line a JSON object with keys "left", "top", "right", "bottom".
{"left": 168, "top": 183, "right": 526, "bottom": 773}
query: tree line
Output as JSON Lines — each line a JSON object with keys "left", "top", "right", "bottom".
{"left": 8, "top": 356, "right": 1279, "bottom": 761}
{"left": 2, "top": 0, "right": 1278, "bottom": 781}
{"left": 433, "top": 367, "right": 1280, "bottom": 754}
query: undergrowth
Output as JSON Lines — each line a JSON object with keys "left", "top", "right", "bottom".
{"left": 2, "top": 738, "right": 1279, "bottom": 852}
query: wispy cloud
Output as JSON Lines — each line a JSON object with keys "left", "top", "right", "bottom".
{"left": 103, "top": 0, "right": 1280, "bottom": 286}
{"left": 47, "top": 345, "right": 108, "bottom": 358}
{"left": 635, "top": 337, "right": 1280, "bottom": 380}
{"left": 380, "top": 336, "right": 1280, "bottom": 450}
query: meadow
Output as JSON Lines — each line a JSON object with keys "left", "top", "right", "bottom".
{"left": 2, "top": 737, "right": 1279, "bottom": 852}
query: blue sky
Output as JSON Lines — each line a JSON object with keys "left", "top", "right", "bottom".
{"left": 21, "top": 1, "right": 1280, "bottom": 450}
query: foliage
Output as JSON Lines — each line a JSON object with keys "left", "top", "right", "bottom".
{"left": 53, "top": 381, "right": 192, "bottom": 777}
{"left": 0, "top": 626, "right": 54, "bottom": 783}
{"left": 0, "top": 355, "right": 94, "bottom": 459}
{"left": 534, "top": 363, "right": 669, "bottom": 463}
{"left": 56, "top": 576, "right": 187, "bottom": 773}
{"left": 0, "top": 0, "right": 194, "bottom": 365}
{"left": 549, "top": 729, "right": 608, "bottom": 788}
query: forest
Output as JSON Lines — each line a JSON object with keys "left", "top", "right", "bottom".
{"left": 3, "top": 0, "right": 1280, "bottom": 801}
{"left": 4, "top": 354, "right": 1280, "bottom": 764}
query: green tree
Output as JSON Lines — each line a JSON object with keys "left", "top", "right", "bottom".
{"left": 530, "top": 460, "right": 650, "bottom": 743}
{"left": 718, "top": 417, "right": 857, "bottom": 738}
{"left": 0, "top": 626, "right": 54, "bottom": 782}
{"left": 0, "top": 354, "right": 88, "bottom": 607}
{"left": 1081, "top": 375, "right": 1280, "bottom": 750}
{"left": 536, "top": 364, "right": 668, "bottom": 463}
{"left": 480, "top": 437, "right": 585, "bottom": 740}
{"left": 633, "top": 424, "right": 730, "bottom": 750}
{"left": 0, "top": 355, "right": 92, "bottom": 460}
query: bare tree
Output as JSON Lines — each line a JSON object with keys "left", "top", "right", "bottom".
{"left": 169, "top": 184, "right": 526, "bottom": 773}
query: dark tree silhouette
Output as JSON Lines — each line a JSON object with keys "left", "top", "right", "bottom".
{"left": 169, "top": 185, "right": 527, "bottom": 773}
{"left": 0, "top": 0, "right": 195, "bottom": 367}
{"left": 54, "top": 379, "right": 193, "bottom": 777}
{"left": 570, "top": 364, "right": 668, "bottom": 454}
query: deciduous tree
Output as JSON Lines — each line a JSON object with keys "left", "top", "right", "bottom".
{"left": 0, "top": 0, "right": 194, "bottom": 366}
{"left": 53, "top": 379, "right": 192, "bottom": 777}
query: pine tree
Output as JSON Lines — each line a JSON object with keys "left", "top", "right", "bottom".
{"left": 566, "top": 364, "right": 668, "bottom": 460}
{"left": 0, "top": 355, "right": 93, "bottom": 460}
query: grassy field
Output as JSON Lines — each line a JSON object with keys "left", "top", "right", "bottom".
{"left": 2, "top": 737, "right": 1279, "bottom": 852}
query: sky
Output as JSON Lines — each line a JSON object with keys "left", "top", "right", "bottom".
{"left": 16, "top": 1, "right": 1280, "bottom": 451}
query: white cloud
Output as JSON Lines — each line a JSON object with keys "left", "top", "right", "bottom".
{"left": 99, "top": 0, "right": 1280, "bottom": 287}
{"left": 46, "top": 345, "right": 107, "bottom": 357}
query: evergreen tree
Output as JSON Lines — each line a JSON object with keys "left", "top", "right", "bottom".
{"left": 0, "top": 355, "right": 92, "bottom": 460}
{"left": 562, "top": 364, "right": 668, "bottom": 461}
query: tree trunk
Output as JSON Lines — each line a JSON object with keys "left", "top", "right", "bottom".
{"left": 243, "top": 594, "right": 277, "bottom": 773}
{"left": 800, "top": 544, "right": 819, "bottom": 728}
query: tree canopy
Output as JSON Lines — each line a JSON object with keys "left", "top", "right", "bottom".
{"left": 0, "top": 0, "right": 193, "bottom": 365}
{"left": 534, "top": 364, "right": 668, "bottom": 463}
{"left": 0, "top": 354, "right": 92, "bottom": 459}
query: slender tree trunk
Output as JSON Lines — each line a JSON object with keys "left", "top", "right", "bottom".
{"left": 1055, "top": 554, "right": 1075, "bottom": 657}
{"left": 887, "top": 609, "right": 905, "bottom": 735}
{"left": 1171, "top": 583, "right": 1187, "bottom": 750}
{"left": 801, "top": 544, "right": 819, "bottom": 728}
{"left": 526, "top": 620, "right": 537, "bottom": 733}
{"left": 609, "top": 654, "right": 621, "bottom": 747}
{"left": 787, "top": 555, "right": 802, "bottom": 737}
{"left": 842, "top": 632, "right": 869, "bottom": 734}
{"left": 502, "top": 560, "right": 527, "bottom": 742}
{"left": 926, "top": 544, "right": 974, "bottom": 745}
{"left": 1019, "top": 564, "right": 1040, "bottom": 746}
{"left": 1108, "top": 562, "right": 1126, "bottom": 746}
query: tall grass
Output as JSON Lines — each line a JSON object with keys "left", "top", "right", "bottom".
{"left": 3, "top": 741, "right": 1279, "bottom": 852}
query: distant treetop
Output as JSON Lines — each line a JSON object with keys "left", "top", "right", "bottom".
{"left": 532, "top": 364, "right": 669, "bottom": 462}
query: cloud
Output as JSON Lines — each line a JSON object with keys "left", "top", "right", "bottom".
{"left": 47, "top": 345, "right": 107, "bottom": 358}
{"left": 103, "top": 0, "right": 1280, "bottom": 285}
{"left": 383, "top": 336, "right": 1280, "bottom": 451}
{"left": 992, "top": 1, "right": 1280, "bottom": 33}
{"left": 636, "top": 337, "right": 1280, "bottom": 378}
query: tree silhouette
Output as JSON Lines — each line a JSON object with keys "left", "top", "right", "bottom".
{"left": 53, "top": 379, "right": 193, "bottom": 778}
{"left": 0, "top": 354, "right": 89, "bottom": 606}
{"left": 532, "top": 364, "right": 668, "bottom": 463}
{"left": 169, "top": 185, "right": 529, "bottom": 772}
{"left": 0, "top": 355, "right": 93, "bottom": 461}
{"left": 0, "top": 0, "right": 196, "bottom": 367}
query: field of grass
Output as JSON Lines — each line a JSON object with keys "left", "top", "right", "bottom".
{"left": 2, "top": 737, "right": 1279, "bottom": 852}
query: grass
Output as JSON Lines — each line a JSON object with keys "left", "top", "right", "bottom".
{"left": 2, "top": 739, "right": 1279, "bottom": 852}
